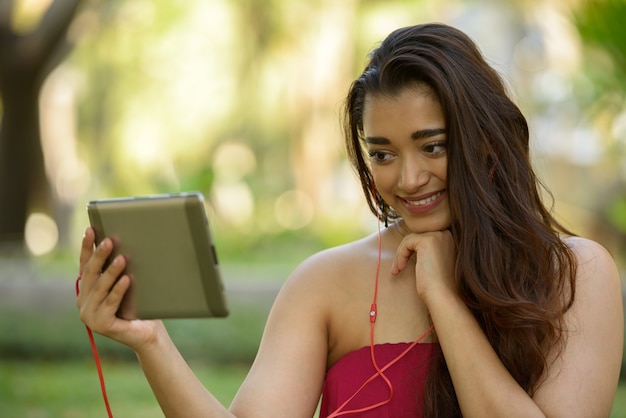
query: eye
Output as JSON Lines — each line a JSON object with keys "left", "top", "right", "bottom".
{"left": 367, "top": 150, "right": 394, "bottom": 164}
{"left": 423, "top": 140, "right": 447, "bottom": 156}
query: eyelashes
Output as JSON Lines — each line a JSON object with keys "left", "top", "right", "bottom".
{"left": 368, "top": 150, "right": 391, "bottom": 163}
{"left": 367, "top": 141, "right": 447, "bottom": 164}
{"left": 422, "top": 141, "right": 447, "bottom": 155}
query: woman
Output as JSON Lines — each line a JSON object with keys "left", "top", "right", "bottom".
{"left": 77, "top": 23, "right": 623, "bottom": 417}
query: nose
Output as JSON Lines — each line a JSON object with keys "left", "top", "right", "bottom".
{"left": 398, "top": 156, "right": 430, "bottom": 192}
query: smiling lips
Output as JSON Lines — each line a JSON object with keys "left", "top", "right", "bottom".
{"left": 400, "top": 190, "right": 446, "bottom": 214}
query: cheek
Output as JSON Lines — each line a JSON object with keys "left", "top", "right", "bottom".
{"left": 434, "top": 160, "right": 448, "bottom": 184}
{"left": 371, "top": 167, "right": 396, "bottom": 192}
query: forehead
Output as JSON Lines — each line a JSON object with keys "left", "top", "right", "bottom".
{"left": 362, "top": 86, "right": 444, "bottom": 137}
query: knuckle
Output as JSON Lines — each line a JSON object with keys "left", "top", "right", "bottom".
{"left": 95, "top": 243, "right": 105, "bottom": 256}
{"left": 78, "top": 307, "right": 88, "bottom": 323}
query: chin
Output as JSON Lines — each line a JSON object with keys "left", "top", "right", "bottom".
{"left": 401, "top": 216, "right": 451, "bottom": 234}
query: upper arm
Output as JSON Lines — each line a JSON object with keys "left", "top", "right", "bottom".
{"left": 229, "top": 254, "right": 332, "bottom": 418}
{"left": 534, "top": 238, "right": 624, "bottom": 417}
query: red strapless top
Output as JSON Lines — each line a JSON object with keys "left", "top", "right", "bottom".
{"left": 319, "top": 342, "right": 437, "bottom": 417}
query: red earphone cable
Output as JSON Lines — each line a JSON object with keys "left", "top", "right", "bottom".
{"left": 75, "top": 275, "right": 114, "bottom": 418}
{"left": 328, "top": 182, "right": 435, "bottom": 417}
{"left": 367, "top": 207, "right": 394, "bottom": 402}
{"left": 328, "top": 214, "right": 435, "bottom": 417}
{"left": 326, "top": 324, "right": 434, "bottom": 417}
{"left": 327, "top": 217, "right": 389, "bottom": 417}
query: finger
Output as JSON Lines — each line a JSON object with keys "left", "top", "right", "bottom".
{"left": 392, "top": 238, "right": 419, "bottom": 275}
{"left": 78, "top": 238, "right": 123, "bottom": 306}
{"left": 79, "top": 274, "right": 131, "bottom": 332}
{"left": 101, "top": 274, "right": 131, "bottom": 314}
{"left": 89, "top": 253, "right": 128, "bottom": 306}
{"left": 78, "top": 237, "right": 112, "bottom": 295}
{"left": 391, "top": 262, "right": 401, "bottom": 275}
{"left": 77, "top": 252, "right": 127, "bottom": 312}
{"left": 79, "top": 227, "right": 96, "bottom": 274}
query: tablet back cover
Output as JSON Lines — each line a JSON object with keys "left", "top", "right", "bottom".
{"left": 87, "top": 192, "right": 228, "bottom": 319}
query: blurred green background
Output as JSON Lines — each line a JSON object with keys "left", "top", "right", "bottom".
{"left": 1, "top": 0, "right": 625, "bottom": 416}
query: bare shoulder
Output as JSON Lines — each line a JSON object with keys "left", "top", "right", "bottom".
{"left": 564, "top": 235, "right": 615, "bottom": 261}
{"left": 562, "top": 235, "right": 622, "bottom": 325}
{"left": 265, "top": 233, "right": 379, "bottom": 326}
{"left": 230, "top": 234, "right": 379, "bottom": 417}
{"left": 301, "top": 233, "right": 377, "bottom": 267}
{"left": 285, "top": 233, "right": 378, "bottom": 289}
{"left": 273, "top": 233, "right": 379, "bottom": 347}
{"left": 533, "top": 237, "right": 623, "bottom": 416}
{"left": 563, "top": 236, "right": 621, "bottom": 287}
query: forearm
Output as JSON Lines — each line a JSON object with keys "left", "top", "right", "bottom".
{"left": 135, "top": 324, "right": 234, "bottom": 418}
{"left": 427, "top": 292, "right": 546, "bottom": 418}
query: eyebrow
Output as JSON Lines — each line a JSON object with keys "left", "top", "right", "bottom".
{"left": 364, "top": 128, "right": 446, "bottom": 144}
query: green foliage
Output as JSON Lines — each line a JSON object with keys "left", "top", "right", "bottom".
{"left": 214, "top": 227, "right": 325, "bottom": 266}
{"left": 573, "top": 0, "right": 626, "bottom": 104}
{"left": 164, "top": 303, "right": 268, "bottom": 363}
{"left": 0, "top": 300, "right": 268, "bottom": 363}
{"left": 572, "top": 0, "right": 626, "bottom": 252}
{"left": 608, "top": 196, "right": 626, "bottom": 234}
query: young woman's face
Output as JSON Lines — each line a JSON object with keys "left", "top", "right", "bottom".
{"left": 362, "top": 87, "right": 451, "bottom": 234}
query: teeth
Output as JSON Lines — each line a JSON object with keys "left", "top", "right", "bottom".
{"left": 405, "top": 191, "right": 442, "bottom": 206}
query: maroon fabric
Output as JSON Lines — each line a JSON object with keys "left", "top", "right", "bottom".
{"left": 319, "top": 342, "right": 437, "bottom": 417}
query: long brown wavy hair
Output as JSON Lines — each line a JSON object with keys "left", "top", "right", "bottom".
{"left": 343, "top": 23, "right": 577, "bottom": 416}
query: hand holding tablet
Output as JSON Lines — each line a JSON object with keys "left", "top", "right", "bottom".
{"left": 86, "top": 192, "right": 228, "bottom": 320}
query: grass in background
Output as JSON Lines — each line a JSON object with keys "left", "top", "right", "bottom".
{"left": 0, "top": 359, "right": 248, "bottom": 418}
{"left": 1, "top": 359, "right": 625, "bottom": 417}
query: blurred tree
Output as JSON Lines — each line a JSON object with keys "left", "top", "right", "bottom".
{"left": 69, "top": 0, "right": 188, "bottom": 197}
{"left": 0, "top": 0, "right": 81, "bottom": 252}
{"left": 572, "top": 0, "right": 626, "bottom": 261}
{"left": 574, "top": 0, "right": 626, "bottom": 102}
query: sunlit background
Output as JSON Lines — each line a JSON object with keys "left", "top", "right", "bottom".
{"left": 10, "top": 0, "right": 626, "bottom": 263}
{"left": 1, "top": 0, "right": 625, "bottom": 416}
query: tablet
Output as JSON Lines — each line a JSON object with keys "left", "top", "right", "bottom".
{"left": 87, "top": 192, "right": 228, "bottom": 320}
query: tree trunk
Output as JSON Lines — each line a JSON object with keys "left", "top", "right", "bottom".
{"left": 0, "top": 0, "right": 81, "bottom": 253}
{"left": 0, "top": 80, "right": 47, "bottom": 250}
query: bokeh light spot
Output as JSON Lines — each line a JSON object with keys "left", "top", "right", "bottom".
{"left": 25, "top": 213, "right": 59, "bottom": 256}
{"left": 274, "top": 190, "right": 313, "bottom": 230}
